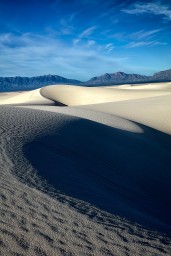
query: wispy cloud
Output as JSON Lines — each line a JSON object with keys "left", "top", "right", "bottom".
{"left": 125, "top": 28, "right": 167, "bottom": 48}
{"left": 79, "top": 26, "right": 97, "bottom": 38}
{"left": 109, "top": 29, "right": 162, "bottom": 44}
{"left": 73, "top": 26, "right": 97, "bottom": 47}
{"left": 0, "top": 32, "right": 127, "bottom": 80}
{"left": 130, "top": 29, "right": 162, "bottom": 40}
{"left": 122, "top": 2, "right": 171, "bottom": 21}
{"left": 126, "top": 41, "right": 167, "bottom": 48}
{"left": 104, "top": 43, "right": 114, "bottom": 53}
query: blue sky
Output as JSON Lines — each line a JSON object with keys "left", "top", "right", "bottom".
{"left": 0, "top": 0, "right": 171, "bottom": 80}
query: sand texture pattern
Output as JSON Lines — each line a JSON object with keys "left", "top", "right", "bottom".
{"left": 0, "top": 82, "right": 171, "bottom": 255}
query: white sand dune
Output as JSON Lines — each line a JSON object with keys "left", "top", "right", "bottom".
{"left": 81, "top": 94, "right": 171, "bottom": 135}
{"left": 104, "top": 82, "right": 171, "bottom": 90}
{"left": 39, "top": 83, "right": 171, "bottom": 134}
{"left": 0, "top": 82, "right": 171, "bottom": 256}
{"left": 40, "top": 83, "right": 171, "bottom": 105}
{"left": 0, "top": 88, "right": 54, "bottom": 105}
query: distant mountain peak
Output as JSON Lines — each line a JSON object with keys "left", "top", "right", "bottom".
{"left": 116, "top": 71, "right": 126, "bottom": 75}
{"left": 84, "top": 71, "right": 148, "bottom": 85}
{"left": 0, "top": 74, "right": 81, "bottom": 92}
{"left": 0, "top": 69, "right": 171, "bottom": 92}
{"left": 84, "top": 69, "right": 171, "bottom": 85}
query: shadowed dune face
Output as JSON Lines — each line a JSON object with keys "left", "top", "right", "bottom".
{"left": 23, "top": 116, "right": 171, "bottom": 233}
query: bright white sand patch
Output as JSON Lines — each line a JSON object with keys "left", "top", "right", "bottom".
{"left": 0, "top": 89, "right": 54, "bottom": 105}
{"left": 39, "top": 83, "right": 171, "bottom": 134}
{"left": 104, "top": 82, "right": 171, "bottom": 90}
{"left": 81, "top": 93, "right": 171, "bottom": 135}
{"left": 40, "top": 83, "right": 171, "bottom": 106}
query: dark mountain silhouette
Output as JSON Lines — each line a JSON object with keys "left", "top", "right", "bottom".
{"left": 84, "top": 72, "right": 148, "bottom": 85}
{"left": 0, "top": 69, "right": 170, "bottom": 92}
{"left": 0, "top": 74, "right": 81, "bottom": 92}
{"left": 152, "top": 69, "right": 171, "bottom": 81}
{"left": 84, "top": 69, "right": 171, "bottom": 85}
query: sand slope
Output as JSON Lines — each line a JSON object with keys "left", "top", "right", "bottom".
{"left": 81, "top": 94, "right": 171, "bottom": 135}
{"left": 40, "top": 83, "right": 171, "bottom": 105}
{"left": 0, "top": 82, "right": 171, "bottom": 255}
{"left": 0, "top": 89, "right": 54, "bottom": 105}
{"left": 39, "top": 83, "right": 171, "bottom": 134}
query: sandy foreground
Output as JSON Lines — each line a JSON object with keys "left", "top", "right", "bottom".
{"left": 0, "top": 82, "right": 171, "bottom": 255}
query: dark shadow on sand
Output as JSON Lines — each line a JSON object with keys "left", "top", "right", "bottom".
{"left": 23, "top": 118, "right": 171, "bottom": 234}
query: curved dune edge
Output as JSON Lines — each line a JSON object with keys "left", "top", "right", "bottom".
{"left": 40, "top": 83, "right": 171, "bottom": 106}
{"left": 40, "top": 83, "right": 171, "bottom": 134}
{"left": 1, "top": 83, "right": 171, "bottom": 134}
{"left": 0, "top": 88, "right": 54, "bottom": 105}
{"left": 22, "top": 105, "right": 144, "bottom": 134}
{"left": 1, "top": 82, "right": 171, "bottom": 106}
{"left": 81, "top": 93, "right": 171, "bottom": 135}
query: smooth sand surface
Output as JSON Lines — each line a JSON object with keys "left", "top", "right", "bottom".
{"left": 0, "top": 82, "right": 171, "bottom": 256}
{"left": 0, "top": 89, "right": 54, "bottom": 105}
{"left": 39, "top": 83, "right": 171, "bottom": 134}
{"left": 40, "top": 83, "right": 171, "bottom": 105}
{"left": 81, "top": 94, "right": 171, "bottom": 135}
{"left": 104, "top": 82, "right": 171, "bottom": 90}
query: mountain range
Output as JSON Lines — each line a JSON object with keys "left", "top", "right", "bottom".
{"left": 84, "top": 69, "right": 171, "bottom": 85}
{"left": 0, "top": 75, "right": 81, "bottom": 92}
{"left": 0, "top": 69, "right": 171, "bottom": 92}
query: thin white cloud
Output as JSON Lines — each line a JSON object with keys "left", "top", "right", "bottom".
{"left": 79, "top": 26, "right": 97, "bottom": 38}
{"left": 150, "top": 41, "right": 167, "bottom": 46}
{"left": 126, "top": 41, "right": 154, "bottom": 48}
{"left": 130, "top": 29, "right": 162, "bottom": 39}
{"left": 73, "top": 26, "right": 97, "bottom": 47}
{"left": 109, "top": 30, "right": 161, "bottom": 44}
{"left": 104, "top": 43, "right": 115, "bottom": 53}
{"left": 73, "top": 38, "right": 96, "bottom": 47}
{"left": 126, "top": 40, "right": 167, "bottom": 48}
{"left": 122, "top": 3, "right": 171, "bottom": 21}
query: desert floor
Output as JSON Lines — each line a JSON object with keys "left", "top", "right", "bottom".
{"left": 0, "top": 82, "right": 171, "bottom": 256}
